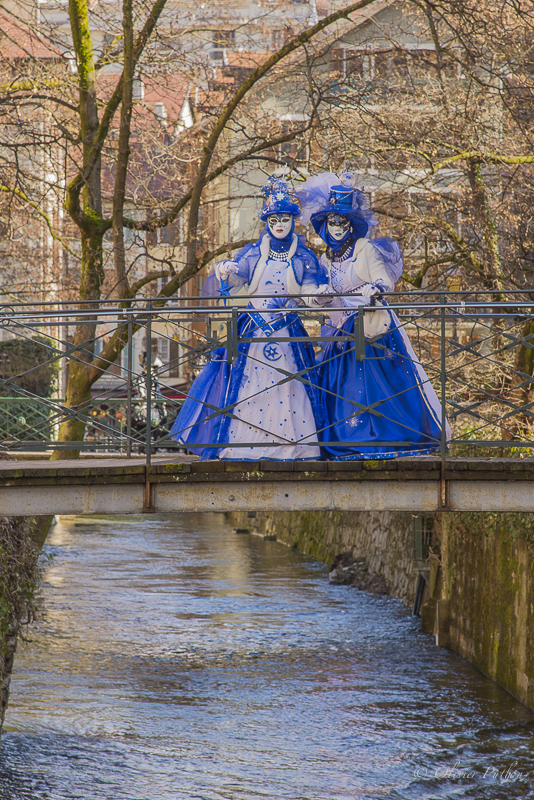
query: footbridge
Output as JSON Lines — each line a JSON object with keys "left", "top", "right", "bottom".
{"left": 1, "top": 292, "right": 534, "bottom": 515}
{"left": 1, "top": 455, "right": 534, "bottom": 515}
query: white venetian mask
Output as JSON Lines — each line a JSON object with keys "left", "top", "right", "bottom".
{"left": 267, "top": 213, "right": 293, "bottom": 239}
{"left": 326, "top": 213, "right": 351, "bottom": 242}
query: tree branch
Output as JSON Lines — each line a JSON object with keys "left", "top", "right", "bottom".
{"left": 112, "top": 0, "right": 135, "bottom": 298}
{"left": 183, "top": 0, "right": 378, "bottom": 272}
{"left": 1, "top": 93, "right": 79, "bottom": 112}
{"left": 0, "top": 183, "right": 79, "bottom": 259}
{"left": 90, "top": 238, "right": 254, "bottom": 379}
{"left": 130, "top": 122, "right": 317, "bottom": 231}
{"left": 130, "top": 269, "right": 170, "bottom": 294}
{"left": 66, "top": 0, "right": 169, "bottom": 225}
{"left": 431, "top": 151, "right": 534, "bottom": 174}
{"left": 154, "top": 238, "right": 256, "bottom": 304}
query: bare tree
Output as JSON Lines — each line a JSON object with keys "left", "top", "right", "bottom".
{"left": 298, "top": 0, "right": 534, "bottom": 291}
{"left": 1, "top": 0, "right": 379, "bottom": 457}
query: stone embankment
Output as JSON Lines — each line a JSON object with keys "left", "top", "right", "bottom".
{"left": 230, "top": 509, "right": 417, "bottom": 604}
{"left": 423, "top": 512, "right": 534, "bottom": 711}
{"left": 230, "top": 508, "right": 534, "bottom": 712}
{"left": 0, "top": 515, "right": 52, "bottom": 739}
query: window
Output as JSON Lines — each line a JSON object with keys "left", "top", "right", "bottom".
{"left": 159, "top": 336, "right": 169, "bottom": 365}
{"left": 211, "top": 30, "right": 235, "bottom": 60}
{"left": 374, "top": 51, "right": 407, "bottom": 83}
{"left": 330, "top": 47, "right": 363, "bottom": 79}
{"left": 157, "top": 337, "right": 181, "bottom": 378}
{"left": 272, "top": 29, "right": 284, "bottom": 49}
{"left": 146, "top": 216, "right": 180, "bottom": 247}
{"left": 154, "top": 102, "right": 167, "bottom": 125}
{"left": 279, "top": 139, "right": 308, "bottom": 166}
{"left": 331, "top": 47, "right": 344, "bottom": 75}
{"left": 169, "top": 340, "right": 181, "bottom": 378}
{"left": 372, "top": 49, "right": 455, "bottom": 91}
{"left": 132, "top": 76, "right": 144, "bottom": 100}
{"left": 345, "top": 50, "right": 362, "bottom": 78}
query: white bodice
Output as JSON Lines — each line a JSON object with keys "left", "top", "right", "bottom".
{"left": 321, "top": 238, "right": 392, "bottom": 310}
{"left": 250, "top": 258, "right": 290, "bottom": 311}
{"left": 330, "top": 257, "right": 365, "bottom": 305}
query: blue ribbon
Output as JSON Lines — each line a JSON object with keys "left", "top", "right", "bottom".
{"left": 218, "top": 277, "right": 232, "bottom": 306}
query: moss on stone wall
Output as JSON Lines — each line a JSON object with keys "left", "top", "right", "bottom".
{"left": 432, "top": 512, "right": 534, "bottom": 710}
{"left": 0, "top": 515, "right": 52, "bottom": 738}
{"left": 230, "top": 509, "right": 418, "bottom": 606}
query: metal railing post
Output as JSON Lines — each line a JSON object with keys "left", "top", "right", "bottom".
{"left": 440, "top": 294, "right": 447, "bottom": 460}
{"left": 144, "top": 302, "right": 154, "bottom": 512}
{"left": 146, "top": 302, "right": 152, "bottom": 468}
{"left": 226, "top": 312, "right": 233, "bottom": 364}
{"left": 439, "top": 294, "right": 449, "bottom": 509}
{"left": 127, "top": 314, "right": 133, "bottom": 458}
{"left": 231, "top": 306, "right": 238, "bottom": 362}
{"left": 354, "top": 308, "right": 365, "bottom": 362}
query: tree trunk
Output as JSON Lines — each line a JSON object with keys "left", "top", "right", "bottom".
{"left": 51, "top": 230, "right": 103, "bottom": 460}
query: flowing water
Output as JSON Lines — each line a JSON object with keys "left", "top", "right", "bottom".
{"left": 1, "top": 513, "right": 533, "bottom": 800}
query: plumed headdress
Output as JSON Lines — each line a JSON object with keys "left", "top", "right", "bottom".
{"left": 295, "top": 171, "right": 376, "bottom": 240}
{"left": 258, "top": 175, "right": 301, "bottom": 221}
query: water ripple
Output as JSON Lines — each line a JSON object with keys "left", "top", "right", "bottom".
{"left": 1, "top": 512, "right": 533, "bottom": 799}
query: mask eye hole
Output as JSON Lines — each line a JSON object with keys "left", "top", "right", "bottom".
{"left": 327, "top": 214, "right": 350, "bottom": 230}
{"left": 269, "top": 214, "right": 291, "bottom": 225}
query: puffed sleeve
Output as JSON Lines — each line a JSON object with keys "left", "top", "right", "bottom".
{"left": 202, "top": 244, "right": 254, "bottom": 297}
{"left": 299, "top": 249, "right": 329, "bottom": 297}
{"left": 351, "top": 240, "right": 393, "bottom": 290}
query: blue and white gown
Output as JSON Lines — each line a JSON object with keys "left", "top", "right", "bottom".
{"left": 170, "top": 231, "right": 327, "bottom": 460}
{"left": 318, "top": 238, "right": 448, "bottom": 460}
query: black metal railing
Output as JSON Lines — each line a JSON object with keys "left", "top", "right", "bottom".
{"left": 0, "top": 291, "right": 533, "bottom": 462}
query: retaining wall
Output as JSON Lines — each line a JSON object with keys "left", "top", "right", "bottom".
{"left": 230, "top": 509, "right": 418, "bottom": 605}
{"left": 231, "top": 508, "right": 534, "bottom": 711}
{"left": 424, "top": 512, "right": 534, "bottom": 711}
{"left": 0, "top": 515, "right": 52, "bottom": 738}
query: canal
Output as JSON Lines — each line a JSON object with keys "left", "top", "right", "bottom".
{"left": 1, "top": 513, "right": 533, "bottom": 799}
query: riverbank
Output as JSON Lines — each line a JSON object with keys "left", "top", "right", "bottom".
{"left": 0, "top": 515, "right": 53, "bottom": 738}
{"left": 230, "top": 509, "right": 534, "bottom": 712}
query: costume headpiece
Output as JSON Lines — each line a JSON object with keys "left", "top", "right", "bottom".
{"left": 295, "top": 171, "right": 376, "bottom": 240}
{"left": 258, "top": 176, "right": 301, "bottom": 221}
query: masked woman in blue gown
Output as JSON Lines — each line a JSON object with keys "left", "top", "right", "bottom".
{"left": 169, "top": 177, "right": 329, "bottom": 460}
{"left": 297, "top": 172, "right": 448, "bottom": 460}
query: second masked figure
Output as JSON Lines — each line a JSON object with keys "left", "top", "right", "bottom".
{"left": 298, "top": 172, "right": 448, "bottom": 460}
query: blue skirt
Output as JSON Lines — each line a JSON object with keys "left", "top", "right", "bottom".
{"left": 318, "top": 313, "right": 443, "bottom": 460}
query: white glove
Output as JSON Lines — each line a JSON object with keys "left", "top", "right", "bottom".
{"left": 360, "top": 283, "right": 381, "bottom": 298}
{"left": 312, "top": 283, "right": 333, "bottom": 306}
{"left": 215, "top": 260, "right": 239, "bottom": 279}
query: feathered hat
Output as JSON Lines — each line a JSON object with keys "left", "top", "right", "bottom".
{"left": 258, "top": 175, "right": 301, "bottom": 221}
{"left": 295, "top": 171, "right": 376, "bottom": 240}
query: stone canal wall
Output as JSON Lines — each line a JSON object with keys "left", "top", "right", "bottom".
{"left": 424, "top": 512, "right": 534, "bottom": 711}
{"left": 231, "top": 509, "right": 534, "bottom": 711}
{"left": 230, "top": 509, "right": 418, "bottom": 605}
{"left": 0, "top": 515, "right": 52, "bottom": 738}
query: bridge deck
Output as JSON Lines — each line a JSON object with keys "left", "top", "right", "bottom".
{"left": 1, "top": 456, "right": 533, "bottom": 515}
